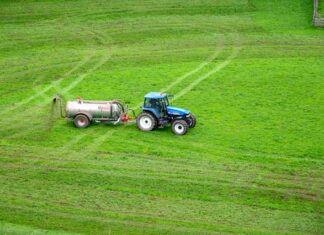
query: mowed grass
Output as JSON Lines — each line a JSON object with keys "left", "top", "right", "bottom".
{"left": 0, "top": 0, "right": 323, "bottom": 234}
{"left": 319, "top": 0, "right": 324, "bottom": 17}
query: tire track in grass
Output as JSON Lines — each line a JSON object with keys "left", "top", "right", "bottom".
{"left": 0, "top": 28, "right": 110, "bottom": 116}
{"left": 29, "top": 18, "right": 104, "bottom": 100}
{"left": 56, "top": 123, "right": 111, "bottom": 152}
{"left": 0, "top": 172, "right": 320, "bottom": 221}
{"left": 7, "top": 33, "right": 111, "bottom": 145}
{"left": 0, "top": 29, "right": 91, "bottom": 104}
{"left": 26, "top": 51, "right": 96, "bottom": 107}
{"left": 2, "top": 146, "right": 323, "bottom": 199}
{"left": 0, "top": 203, "right": 229, "bottom": 235}
{"left": 30, "top": 50, "right": 96, "bottom": 101}
{"left": 1, "top": 30, "right": 113, "bottom": 138}
{"left": 2, "top": 145, "right": 322, "bottom": 207}
{"left": 59, "top": 52, "right": 111, "bottom": 97}
{"left": 0, "top": 184, "right": 315, "bottom": 234}
{"left": 48, "top": 30, "right": 112, "bottom": 107}
{"left": 0, "top": 52, "right": 97, "bottom": 117}
{"left": 58, "top": 132, "right": 92, "bottom": 152}
{"left": 3, "top": 175, "right": 316, "bottom": 234}
{"left": 0, "top": 53, "right": 100, "bottom": 137}
{"left": 0, "top": 60, "right": 80, "bottom": 81}
{"left": 56, "top": 30, "right": 116, "bottom": 150}
{"left": 1, "top": 158, "right": 321, "bottom": 201}
{"left": 161, "top": 35, "right": 224, "bottom": 93}
{"left": 132, "top": 34, "right": 224, "bottom": 110}
{"left": 5, "top": 50, "right": 112, "bottom": 139}
{"left": 47, "top": 30, "right": 113, "bottom": 101}
{"left": 74, "top": 128, "right": 120, "bottom": 158}
{"left": 2, "top": 146, "right": 323, "bottom": 187}
{"left": 173, "top": 37, "right": 241, "bottom": 101}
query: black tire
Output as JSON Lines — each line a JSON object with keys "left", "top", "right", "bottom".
{"left": 172, "top": 119, "right": 188, "bottom": 135}
{"left": 136, "top": 112, "right": 157, "bottom": 131}
{"left": 74, "top": 114, "right": 90, "bottom": 128}
{"left": 187, "top": 113, "right": 196, "bottom": 128}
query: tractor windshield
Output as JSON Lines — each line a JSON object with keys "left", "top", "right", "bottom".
{"left": 144, "top": 97, "right": 169, "bottom": 110}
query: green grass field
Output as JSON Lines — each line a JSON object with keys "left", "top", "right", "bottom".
{"left": 318, "top": 0, "right": 324, "bottom": 17}
{"left": 0, "top": 0, "right": 323, "bottom": 234}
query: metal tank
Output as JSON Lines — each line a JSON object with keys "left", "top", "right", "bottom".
{"left": 66, "top": 100, "right": 124, "bottom": 121}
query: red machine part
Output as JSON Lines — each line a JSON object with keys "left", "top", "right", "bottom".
{"left": 121, "top": 115, "right": 129, "bottom": 122}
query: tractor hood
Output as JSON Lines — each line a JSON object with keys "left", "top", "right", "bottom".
{"left": 167, "top": 106, "right": 190, "bottom": 116}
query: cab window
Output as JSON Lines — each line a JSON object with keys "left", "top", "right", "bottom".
{"left": 144, "top": 98, "right": 160, "bottom": 108}
{"left": 162, "top": 97, "right": 169, "bottom": 106}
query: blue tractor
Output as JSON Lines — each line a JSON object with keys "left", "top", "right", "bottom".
{"left": 136, "top": 92, "right": 196, "bottom": 135}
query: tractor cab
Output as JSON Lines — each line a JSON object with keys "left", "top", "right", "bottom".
{"left": 137, "top": 92, "right": 196, "bottom": 135}
{"left": 142, "top": 92, "right": 169, "bottom": 118}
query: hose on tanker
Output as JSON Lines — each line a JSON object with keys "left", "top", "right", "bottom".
{"left": 111, "top": 100, "right": 125, "bottom": 125}
{"left": 52, "top": 95, "right": 66, "bottom": 118}
{"left": 111, "top": 100, "right": 136, "bottom": 123}
{"left": 112, "top": 100, "right": 124, "bottom": 113}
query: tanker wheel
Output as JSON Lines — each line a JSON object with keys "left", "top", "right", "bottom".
{"left": 136, "top": 112, "right": 157, "bottom": 131}
{"left": 172, "top": 120, "right": 188, "bottom": 135}
{"left": 187, "top": 114, "right": 196, "bottom": 128}
{"left": 74, "top": 114, "right": 90, "bottom": 128}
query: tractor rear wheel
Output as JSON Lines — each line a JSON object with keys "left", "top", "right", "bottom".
{"left": 187, "top": 114, "right": 196, "bottom": 128}
{"left": 172, "top": 120, "right": 188, "bottom": 135}
{"left": 136, "top": 112, "right": 157, "bottom": 131}
{"left": 74, "top": 114, "right": 90, "bottom": 128}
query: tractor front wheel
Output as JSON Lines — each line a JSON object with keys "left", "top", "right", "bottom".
{"left": 187, "top": 114, "right": 196, "bottom": 128}
{"left": 136, "top": 112, "right": 157, "bottom": 131}
{"left": 172, "top": 120, "right": 188, "bottom": 135}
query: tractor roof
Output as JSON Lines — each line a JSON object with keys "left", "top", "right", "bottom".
{"left": 144, "top": 92, "right": 167, "bottom": 99}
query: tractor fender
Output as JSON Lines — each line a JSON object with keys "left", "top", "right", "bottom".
{"left": 170, "top": 114, "right": 190, "bottom": 124}
{"left": 141, "top": 110, "right": 158, "bottom": 120}
{"left": 142, "top": 107, "right": 160, "bottom": 119}
{"left": 170, "top": 114, "right": 187, "bottom": 120}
